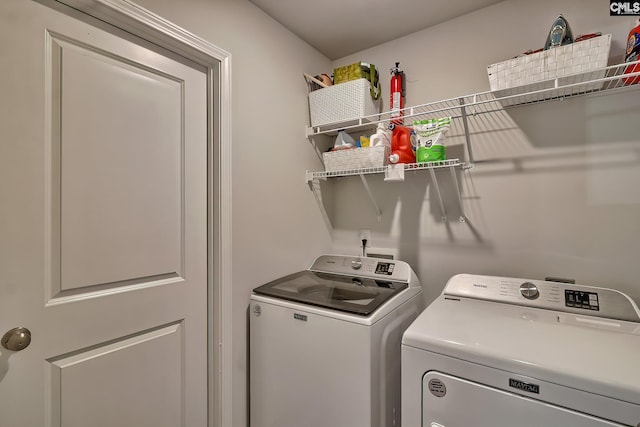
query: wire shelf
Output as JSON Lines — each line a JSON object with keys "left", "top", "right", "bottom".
{"left": 304, "top": 60, "right": 640, "bottom": 224}
{"left": 305, "top": 159, "right": 464, "bottom": 182}
{"left": 306, "top": 60, "right": 640, "bottom": 138}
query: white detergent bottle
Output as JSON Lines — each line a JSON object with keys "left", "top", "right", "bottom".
{"left": 369, "top": 123, "right": 391, "bottom": 148}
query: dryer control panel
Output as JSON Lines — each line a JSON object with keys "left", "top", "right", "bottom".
{"left": 443, "top": 274, "right": 640, "bottom": 322}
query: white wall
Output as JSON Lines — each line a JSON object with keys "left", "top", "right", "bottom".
{"left": 118, "top": 1, "right": 332, "bottom": 426}
{"left": 330, "top": 0, "right": 640, "bottom": 306}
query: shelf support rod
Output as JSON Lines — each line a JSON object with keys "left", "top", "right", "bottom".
{"left": 458, "top": 97, "right": 475, "bottom": 165}
{"left": 307, "top": 179, "right": 333, "bottom": 231}
{"left": 449, "top": 166, "right": 466, "bottom": 223}
{"left": 428, "top": 168, "right": 448, "bottom": 223}
{"left": 359, "top": 174, "right": 383, "bottom": 221}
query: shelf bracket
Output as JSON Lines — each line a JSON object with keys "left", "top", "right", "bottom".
{"left": 458, "top": 97, "right": 475, "bottom": 165}
{"left": 428, "top": 168, "right": 448, "bottom": 223}
{"left": 359, "top": 174, "right": 383, "bottom": 221}
{"left": 307, "top": 178, "right": 333, "bottom": 231}
{"left": 449, "top": 166, "right": 466, "bottom": 223}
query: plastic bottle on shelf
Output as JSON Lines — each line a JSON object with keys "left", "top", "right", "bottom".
{"left": 389, "top": 125, "right": 416, "bottom": 164}
{"left": 623, "top": 17, "right": 640, "bottom": 85}
{"left": 369, "top": 123, "right": 392, "bottom": 148}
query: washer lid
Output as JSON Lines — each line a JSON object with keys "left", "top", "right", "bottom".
{"left": 252, "top": 270, "right": 408, "bottom": 316}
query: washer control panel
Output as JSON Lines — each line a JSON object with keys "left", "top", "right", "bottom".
{"left": 310, "top": 255, "right": 411, "bottom": 283}
{"left": 444, "top": 274, "right": 640, "bottom": 322}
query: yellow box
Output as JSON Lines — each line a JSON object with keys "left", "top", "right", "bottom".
{"left": 333, "top": 62, "right": 380, "bottom": 100}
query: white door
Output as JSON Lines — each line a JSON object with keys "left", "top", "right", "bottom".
{"left": 0, "top": 1, "right": 208, "bottom": 426}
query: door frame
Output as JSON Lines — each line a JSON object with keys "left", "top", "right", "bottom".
{"left": 37, "top": 1, "right": 233, "bottom": 426}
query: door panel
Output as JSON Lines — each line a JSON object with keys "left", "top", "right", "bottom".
{"left": 0, "top": 1, "right": 208, "bottom": 426}
{"left": 53, "top": 33, "right": 183, "bottom": 291}
{"left": 49, "top": 323, "right": 183, "bottom": 427}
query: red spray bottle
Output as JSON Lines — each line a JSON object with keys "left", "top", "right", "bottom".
{"left": 390, "top": 62, "right": 405, "bottom": 125}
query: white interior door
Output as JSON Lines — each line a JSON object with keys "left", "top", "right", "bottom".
{"left": 0, "top": 1, "right": 208, "bottom": 426}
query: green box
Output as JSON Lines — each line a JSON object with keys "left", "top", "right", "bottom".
{"left": 333, "top": 62, "right": 380, "bottom": 100}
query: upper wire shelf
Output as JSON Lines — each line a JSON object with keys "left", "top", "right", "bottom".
{"left": 306, "top": 60, "right": 640, "bottom": 138}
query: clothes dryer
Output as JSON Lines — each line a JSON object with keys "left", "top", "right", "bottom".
{"left": 250, "top": 255, "right": 424, "bottom": 427}
{"left": 402, "top": 274, "right": 640, "bottom": 427}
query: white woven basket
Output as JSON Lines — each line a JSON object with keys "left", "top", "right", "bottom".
{"left": 322, "top": 146, "right": 389, "bottom": 172}
{"left": 487, "top": 34, "right": 611, "bottom": 92}
{"left": 309, "top": 78, "right": 380, "bottom": 127}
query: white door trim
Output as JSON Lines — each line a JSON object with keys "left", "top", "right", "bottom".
{"left": 42, "top": 1, "right": 233, "bottom": 426}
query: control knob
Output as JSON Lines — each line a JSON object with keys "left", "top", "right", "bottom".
{"left": 519, "top": 282, "right": 539, "bottom": 300}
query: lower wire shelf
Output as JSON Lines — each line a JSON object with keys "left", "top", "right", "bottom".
{"left": 306, "top": 159, "right": 470, "bottom": 223}
{"left": 305, "top": 159, "right": 465, "bottom": 182}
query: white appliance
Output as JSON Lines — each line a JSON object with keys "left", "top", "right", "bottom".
{"left": 250, "top": 255, "right": 424, "bottom": 427}
{"left": 402, "top": 274, "right": 640, "bottom": 427}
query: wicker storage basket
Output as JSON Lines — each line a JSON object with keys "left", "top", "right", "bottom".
{"left": 487, "top": 34, "right": 611, "bottom": 92}
{"left": 322, "top": 146, "right": 389, "bottom": 172}
{"left": 309, "top": 79, "right": 380, "bottom": 127}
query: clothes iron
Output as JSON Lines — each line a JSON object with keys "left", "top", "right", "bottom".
{"left": 544, "top": 14, "right": 574, "bottom": 50}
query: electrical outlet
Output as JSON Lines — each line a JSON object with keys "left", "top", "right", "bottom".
{"left": 359, "top": 229, "right": 371, "bottom": 244}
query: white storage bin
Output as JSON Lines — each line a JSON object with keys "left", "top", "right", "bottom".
{"left": 487, "top": 34, "right": 611, "bottom": 93}
{"left": 322, "top": 146, "right": 389, "bottom": 172}
{"left": 309, "top": 78, "right": 380, "bottom": 127}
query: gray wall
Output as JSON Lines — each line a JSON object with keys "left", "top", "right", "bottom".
{"left": 124, "top": 0, "right": 640, "bottom": 425}
{"left": 330, "top": 0, "right": 640, "bottom": 306}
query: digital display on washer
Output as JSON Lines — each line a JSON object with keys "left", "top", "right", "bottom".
{"left": 375, "top": 262, "right": 395, "bottom": 275}
{"left": 565, "top": 289, "right": 599, "bottom": 311}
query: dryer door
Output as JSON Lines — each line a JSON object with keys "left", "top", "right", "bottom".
{"left": 422, "top": 372, "right": 626, "bottom": 427}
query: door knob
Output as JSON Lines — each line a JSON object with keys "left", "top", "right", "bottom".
{"left": 1, "top": 327, "right": 32, "bottom": 351}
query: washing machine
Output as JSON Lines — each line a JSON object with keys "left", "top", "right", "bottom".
{"left": 402, "top": 273, "right": 640, "bottom": 427}
{"left": 250, "top": 254, "right": 424, "bottom": 427}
